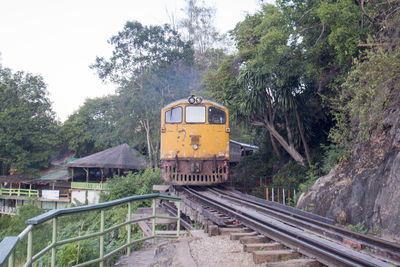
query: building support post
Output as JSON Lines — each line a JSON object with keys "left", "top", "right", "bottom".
{"left": 84, "top": 168, "right": 89, "bottom": 183}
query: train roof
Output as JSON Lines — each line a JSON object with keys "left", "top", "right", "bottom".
{"left": 162, "top": 98, "right": 227, "bottom": 110}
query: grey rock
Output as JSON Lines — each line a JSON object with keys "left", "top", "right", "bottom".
{"left": 297, "top": 108, "right": 400, "bottom": 242}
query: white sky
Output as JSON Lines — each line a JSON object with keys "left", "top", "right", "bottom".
{"left": 0, "top": 0, "right": 262, "bottom": 122}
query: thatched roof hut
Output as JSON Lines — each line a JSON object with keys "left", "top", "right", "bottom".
{"left": 65, "top": 143, "right": 149, "bottom": 183}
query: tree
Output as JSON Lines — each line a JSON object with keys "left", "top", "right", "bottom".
{"left": 207, "top": 4, "right": 314, "bottom": 166}
{"left": 91, "top": 21, "right": 194, "bottom": 166}
{"left": 179, "top": 0, "right": 220, "bottom": 62}
{"left": 61, "top": 96, "right": 119, "bottom": 157}
{"left": 0, "top": 67, "right": 59, "bottom": 176}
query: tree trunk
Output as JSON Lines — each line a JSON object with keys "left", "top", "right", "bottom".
{"left": 284, "top": 113, "right": 294, "bottom": 148}
{"left": 252, "top": 121, "right": 305, "bottom": 166}
{"left": 270, "top": 132, "right": 281, "bottom": 158}
{"left": 142, "top": 118, "right": 154, "bottom": 167}
{"left": 295, "top": 107, "right": 312, "bottom": 167}
{"left": 267, "top": 97, "right": 281, "bottom": 158}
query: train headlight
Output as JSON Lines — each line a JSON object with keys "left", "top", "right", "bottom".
{"left": 193, "top": 144, "right": 199, "bottom": 150}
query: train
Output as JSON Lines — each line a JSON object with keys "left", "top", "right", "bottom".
{"left": 160, "top": 96, "right": 230, "bottom": 185}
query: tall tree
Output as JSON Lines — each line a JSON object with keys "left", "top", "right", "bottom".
{"left": 0, "top": 67, "right": 59, "bottom": 176}
{"left": 91, "top": 21, "right": 194, "bottom": 166}
{"left": 61, "top": 96, "right": 119, "bottom": 157}
{"left": 209, "top": 4, "right": 314, "bottom": 166}
{"left": 179, "top": 0, "right": 227, "bottom": 74}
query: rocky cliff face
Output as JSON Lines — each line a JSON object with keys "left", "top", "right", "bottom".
{"left": 297, "top": 107, "right": 400, "bottom": 242}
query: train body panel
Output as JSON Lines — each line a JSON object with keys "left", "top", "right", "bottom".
{"left": 160, "top": 97, "right": 230, "bottom": 185}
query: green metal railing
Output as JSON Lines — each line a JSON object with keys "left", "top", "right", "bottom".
{"left": 70, "top": 182, "right": 109, "bottom": 191}
{"left": 0, "top": 188, "right": 39, "bottom": 197}
{"left": 0, "top": 193, "right": 182, "bottom": 267}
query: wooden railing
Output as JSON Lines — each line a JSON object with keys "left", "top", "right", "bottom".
{"left": 0, "top": 188, "right": 39, "bottom": 197}
{"left": 70, "top": 182, "right": 109, "bottom": 191}
{"left": 0, "top": 193, "right": 182, "bottom": 267}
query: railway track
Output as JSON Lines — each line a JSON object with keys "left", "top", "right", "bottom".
{"left": 175, "top": 186, "right": 400, "bottom": 266}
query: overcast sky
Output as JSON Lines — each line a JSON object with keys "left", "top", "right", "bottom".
{"left": 0, "top": 0, "right": 262, "bottom": 122}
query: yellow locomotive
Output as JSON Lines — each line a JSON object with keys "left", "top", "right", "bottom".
{"left": 160, "top": 96, "right": 230, "bottom": 185}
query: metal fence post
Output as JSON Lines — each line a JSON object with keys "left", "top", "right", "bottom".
{"left": 176, "top": 201, "right": 181, "bottom": 238}
{"left": 127, "top": 202, "right": 131, "bottom": 256}
{"left": 51, "top": 217, "right": 57, "bottom": 267}
{"left": 27, "top": 230, "right": 33, "bottom": 266}
{"left": 100, "top": 210, "right": 104, "bottom": 267}
{"left": 283, "top": 189, "right": 285, "bottom": 205}
{"left": 8, "top": 250, "right": 15, "bottom": 267}
{"left": 152, "top": 198, "right": 156, "bottom": 244}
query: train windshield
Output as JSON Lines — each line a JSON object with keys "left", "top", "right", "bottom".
{"left": 208, "top": 107, "right": 226, "bottom": 124}
{"left": 165, "top": 107, "right": 182, "bottom": 123}
{"left": 186, "top": 106, "right": 205, "bottom": 123}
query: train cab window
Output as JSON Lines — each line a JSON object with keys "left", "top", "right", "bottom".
{"left": 208, "top": 107, "right": 226, "bottom": 124}
{"left": 185, "top": 106, "right": 205, "bottom": 123}
{"left": 165, "top": 107, "right": 182, "bottom": 123}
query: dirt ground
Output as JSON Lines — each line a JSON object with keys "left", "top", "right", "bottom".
{"left": 114, "top": 230, "right": 264, "bottom": 267}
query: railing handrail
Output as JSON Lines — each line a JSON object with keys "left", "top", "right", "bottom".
{"left": 26, "top": 193, "right": 180, "bottom": 225}
{"left": 0, "top": 188, "right": 39, "bottom": 193}
{"left": 0, "top": 188, "right": 39, "bottom": 197}
{"left": 0, "top": 193, "right": 182, "bottom": 267}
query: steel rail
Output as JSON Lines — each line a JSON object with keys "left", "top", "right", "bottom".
{"left": 210, "top": 187, "right": 400, "bottom": 262}
{"left": 183, "top": 186, "right": 392, "bottom": 267}
{"left": 217, "top": 187, "right": 400, "bottom": 252}
{"left": 161, "top": 200, "right": 193, "bottom": 230}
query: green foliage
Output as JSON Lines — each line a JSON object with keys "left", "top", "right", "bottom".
{"left": 61, "top": 96, "right": 118, "bottom": 157}
{"left": 101, "top": 167, "right": 162, "bottom": 202}
{"left": 315, "top": 0, "right": 365, "bottom": 66}
{"left": 250, "top": 185, "right": 266, "bottom": 199}
{"left": 320, "top": 143, "right": 350, "bottom": 173}
{"left": 297, "top": 163, "right": 322, "bottom": 194}
{"left": 58, "top": 240, "right": 98, "bottom": 266}
{"left": 348, "top": 222, "right": 368, "bottom": 235}
{"left": 273, "top": 161, "right": 306, "bottom": 188}
{"left": 203, "top": 55, "right": 239, "bottom": 108}
{"left": 0, "top": 67, "right": 60, "bottom": 175}
{"left": 90, "top": 21, "right": 196, "bottom": 164}
{"left": 330, "top": 48, "right": 400, "bottom": 146}
{"left": 0, "top": 204, "right": 49, "bottom": 262}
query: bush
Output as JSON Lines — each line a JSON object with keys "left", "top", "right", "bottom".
{"left": 101, "top": 167, "right": 163, "bottom": 202}
{"left": 348, "top": 222, "right": 368, "bottom": 235}
{"left": 272, "top": 161, "right": 306, "bottom": 188}
{"left": 321, "top": 143, "right": 350, "bottom": 173}
{"left": 330, "top": 48, "right": 400, "bottom": 146}
{"left": 0, "top": 204, "right": 49, "bottom": 263}
{"left": 250, "top": 185, "right": 266, "bottom": 199}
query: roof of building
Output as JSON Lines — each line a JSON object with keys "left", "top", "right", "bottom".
{"left": 0, "top": 174, "right": 31, "bottom": 184}
{"left": 65, "top": 143, "right": 148, "bottom": 169}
